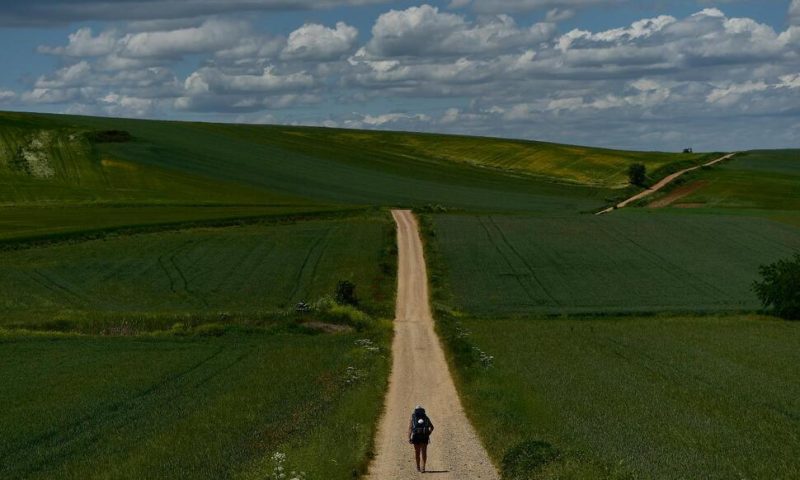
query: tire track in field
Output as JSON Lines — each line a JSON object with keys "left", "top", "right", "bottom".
{"left": 155, "top": 240, "right": 212, "bottom": 307}
{"left": 487, "top": 216, "right": 561, "bottom": 306}
{"left": 619, "top": 229, "right": 730, "bottom": 300}
{"left": 0, "top": 345, "right": 237, "bottom": 473}
{"left": 286, "top": 228, "right": 334, "bottom": 304}
{"left": 190, "top": 236, "right": 268, "bottom": 297}
{"left": 169, "top": 253, "right": 209, "bottom": 308}
{"left": 475, "top": 216, "right": 541, "bottom": 305}
{"left": 597, "top": 334, "right": 800, "bottom": 424}
{"left": 600, "top": 219, "right": 730, "bottom": 301}
{"left": 28, "top": 270, "right": 90, "bottom": 307}
{"left": 157, "top": 254, "right": 178, "bottom": 294}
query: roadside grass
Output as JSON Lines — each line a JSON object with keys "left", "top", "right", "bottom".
{"left": 0, "top": 326, "right": 390, "bottom": 480}
{"left": 436, "top": 315, "right": 800, "bottom": 479}
{"left": 0, "top": 212, "right": 396, "bottom": 329}
{"left": 428, "top": 212, "right": 800, "bottom": 315}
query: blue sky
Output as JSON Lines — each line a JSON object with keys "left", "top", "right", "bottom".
{"left": 0, "top": 0, "right": 798, "bottom": 151}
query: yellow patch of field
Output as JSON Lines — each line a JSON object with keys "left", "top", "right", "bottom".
{"left": 101, "top": 158, "right": 137, "bottom": 171}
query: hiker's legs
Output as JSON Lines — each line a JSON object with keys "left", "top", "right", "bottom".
{"left": 414, "top": 444, "right": 422, "bottom": 470}
{"left": 421, "top": 444, "right": 428, "bottom": 471}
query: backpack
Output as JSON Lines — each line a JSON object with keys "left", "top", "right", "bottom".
{"left": 412, "top": 410, "right": 430, "bottom": 436}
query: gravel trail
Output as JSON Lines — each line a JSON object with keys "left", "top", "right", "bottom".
{"left": 366, "top": 210, "right": 498, "bottom": 479}
{"left": 597, "top": 153, "right": 736, "bottom": 214}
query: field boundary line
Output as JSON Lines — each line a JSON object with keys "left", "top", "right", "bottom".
{"left": 476, "top": 216, "right": 541, "bottom": 305}
{"left": 597, "top": 153, "right": 736, "bottom": 215}
{"left": 0, "top": 207, "right": 368, "bottom": 252}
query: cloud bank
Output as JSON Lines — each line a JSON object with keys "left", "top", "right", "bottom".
{"left": 5, "top": 2, "right": 800, "bottom": 150}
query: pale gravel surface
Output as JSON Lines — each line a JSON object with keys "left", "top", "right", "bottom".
{"left": 366, "top": 210, "right": 499, "bottom": 479}
{"left": 597, "top": 153, "right": 736, "bottom": 215}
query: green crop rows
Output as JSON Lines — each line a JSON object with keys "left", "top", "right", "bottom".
{"left": 0, "top": 214, "right": 394, "bottom": 330}
{"left": 429, "top": 212, "right": 800, "bottom": 315}
{"left": 0, "top": 210, "right": 396, "bottom": 479}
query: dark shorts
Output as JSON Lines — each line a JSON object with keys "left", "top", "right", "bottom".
{"left": 411, "top": 433, "right": 430, "bottom": 445}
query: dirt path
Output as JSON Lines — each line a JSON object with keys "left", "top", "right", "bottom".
{"left": 367, "top": 210, "right": 498, "bottom": 479}
{"left": 647, "top": 180, "right": 708, "bottom": 208}
{"left": 597, "top": 153, "right": 736, "bottom": 215}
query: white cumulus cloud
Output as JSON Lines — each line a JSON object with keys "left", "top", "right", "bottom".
{"left": 120, "top": 19, "right": 245, "bottom": 59}
{"left": 366, "top": 5, "right": 554, "bottom": 57}
{"left": 282, "top": 22, "right": 358, "bottom": 61}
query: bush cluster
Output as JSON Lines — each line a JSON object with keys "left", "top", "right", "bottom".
{"left": 754, "top": 254, "right": 800, "bottom": 320}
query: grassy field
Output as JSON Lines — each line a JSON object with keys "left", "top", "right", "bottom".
{"left": 647, "top": 150, "right": 800, "bottom": 212}
{"left": 1, "top": 111, "right": 720, "bottom": 214}
{"left": 420, "top": 203, "right": 800, "bottom": 479}
{"left": 427, "top": 212, "right": 800, "bottom": 315}
{"left": 1, "top": 109, "right": 796, "bottom": 479}
{"left": 0, "top": 210, "right": 397, "bottom": 479}
{"left": 437, "top": 315, "right": 800, "bottom": 479}
{"left": 0, "top": 115, "right": 301, "bottom": 208}
{"left": 193, "top": 126, "right": 713, "bottom": 188}
{"left": 0, "top": 327, "right": 389, "bottom": 480}
{"left": 0, "top": 213, "right": 395, "bottom": 330}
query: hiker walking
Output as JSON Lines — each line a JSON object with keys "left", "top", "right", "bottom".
{"left": 408, "top": 405, "right": 434, "bottom": 473}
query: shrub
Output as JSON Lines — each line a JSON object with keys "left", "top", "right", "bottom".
{"left": 628, "top": 163, "right": 647, "bottom": 187}
{"left": 194, "top": 323, "right": 226, "bottom": 337}
{"left": 312, "top": 295, "right": 337, "bottom": 312}
{"left": 502, "top": 440, "right": 560, "bottom": 479}
{"left": 320, "top": 304, "right": 370, "bottom": 331}
{"left": 335, "top": 280, "right": 358, "bottom": 306}
{"left": 754, "top": 254, "right": 800, "bottom": 320}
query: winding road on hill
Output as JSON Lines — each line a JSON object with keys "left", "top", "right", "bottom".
{"left": 597, "top": 153, "right": 736, "bottom": 215}
{"left": 367, "top": 210, "right": 498, "bottom": 479}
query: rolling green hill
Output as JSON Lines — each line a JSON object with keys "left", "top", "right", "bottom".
{"left": 0, "top": 111, "right": 708, "bottom": 217}
{"left": 652, "top": 149, "right": 800, "bottom": 212}
{"left": 2, "top": 109, "right": 797, "bottom": 480}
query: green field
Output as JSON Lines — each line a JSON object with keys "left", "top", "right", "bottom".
{"left": 651, "top": 150, "right": 800, "bottom": 213}
{"left": 428, "top": 212, "right": 800, "bottom": 315}
{"left": 0, "top": 214, "right": 395, "bottom": 330}
{"left": 421, "top": 203, "right": 800, "bottom": 478}
{"left": 1, "top": 328, "right": 389, "bottom": 480}
{"left": 1, "top": 109, "right": 798, "bottom": 479}
{"left": 0, "top": 205, "right": 348, "bottom": 243}
{"left": 2, "top": 111, "right": 716, "bottom": 216}
{"left": 0, "top": 211, "right": 396, "bottom": 479}
{"left": 437, "top": 315, "right": 800, "bottom": 479}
